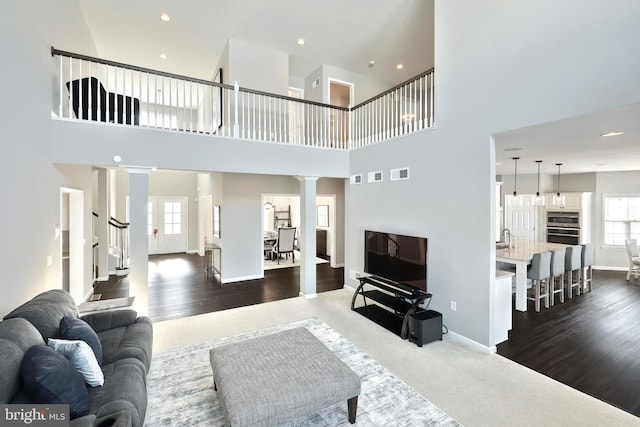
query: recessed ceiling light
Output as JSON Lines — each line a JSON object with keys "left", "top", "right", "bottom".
{"left": 297, "top": 38, "right": 305, "bottom": 45}
{"left": 160, "top": 13, "right": 171, "bottom": 22}
{"left": 600, "top": 131, "right": 624, "bottom": 137}
{"left": 369, "top": 60, "right": 376, "bottom": 67}
{"left": 113, "top": 155, "right": 122, "bottom": 163}
{"left": 159, "top": 53, "right": 167, "bottom": 59}
{"left": 396, "top": 64, "right": 404, "bottom": 70}
{"left": 504, "top": 147, "right": 523, "bottom": 152}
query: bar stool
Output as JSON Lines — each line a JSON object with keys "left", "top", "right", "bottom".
{"left": 565, "top": 245, "right": 582, "bottom": 299}
{"left": 581, "top": 243, "right": 593, "bottom": 293}
{"left": 527, "top": 251, "right": 551, "bottom": 312}
{"left": 549, "top": 248, "right": 566, "bottom": 306}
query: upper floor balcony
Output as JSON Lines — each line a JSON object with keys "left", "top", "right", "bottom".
{"left": 50, "top": 48, "right": 435, "bottom": 175}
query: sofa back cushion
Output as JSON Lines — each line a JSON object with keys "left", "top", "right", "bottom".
{"left": 0, "top": 318, "right": 45, "bottom": 404}
{"left": 60, "top": 317, "right": 103, "bottom": 366}
{"left": 3, "top": 290, "right": 78, "bottom": 341}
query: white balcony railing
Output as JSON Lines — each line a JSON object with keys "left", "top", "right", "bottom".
{"left": 52, "top": 48, "right": 434, "bottom": 150}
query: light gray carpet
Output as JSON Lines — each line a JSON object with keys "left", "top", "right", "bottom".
{"left": 144, "top": 318, "right": 460, "bottom": 426}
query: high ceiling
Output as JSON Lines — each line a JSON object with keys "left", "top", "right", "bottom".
{"left": 494, "top": 103, "right": 640, "bottom": 176}
{"left": 78, "top": 0, "right": 434, "bottom": 86}
{"left": 76, "top": 1, "right": 637, "bottom": 175}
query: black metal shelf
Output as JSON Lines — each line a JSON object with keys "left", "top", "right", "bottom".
{"left": 360, "top": 290, "right": 412, "bottom": 314}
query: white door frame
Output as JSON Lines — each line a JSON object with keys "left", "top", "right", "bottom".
{"left": 60, "top": 187, "right": 85, "bottom": 304}
{"left": 199, "top": 195, "right": 213, "bottom": 256}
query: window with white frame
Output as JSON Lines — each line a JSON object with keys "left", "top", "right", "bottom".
{"left": 603, "top": 195, "right": 640, "bottom": 245}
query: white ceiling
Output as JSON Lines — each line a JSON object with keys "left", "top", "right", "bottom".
{"left": 76, "top": 1, "right": 637, "bottom": 175}
{"left": 494, "top": 103, "right": 640, "bottom": 176}
{"left": 77, "top": 0, "right": 434, "bottom": 86}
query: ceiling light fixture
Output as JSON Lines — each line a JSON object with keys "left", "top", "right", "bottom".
{"left": 553, "top": 163, "right": 566, "bottom": 206}
{"left": 396, "top": 64, "right": 404, "bottom": 70}
{"left": 534, "top": 160, "right": 546, "bottom": 206}
{"left": 512, "top": 157, "right": 520, "bottom": 198}
{"left": 297, "top": 38, "right": 305, "bottom": 45}
{"left": 506, "top": 157, "right": 522, "bottom": 207}
{"left": 600, "top": 131, "right": 624, "bottom": 137}
{"left": 160, "top": 13, "right": 171, "bottom": 22}
{"left": 159, "top": 53, "right": 167, "bottom": 59}
{"left": 369, "top": 60, "right": 376, "bottom": 67}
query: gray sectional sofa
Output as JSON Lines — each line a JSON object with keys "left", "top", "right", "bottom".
{"left": 0, "top": 289, "right": 153, "bottom": 426}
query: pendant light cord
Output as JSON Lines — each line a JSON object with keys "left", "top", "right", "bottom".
{"left": 556, "top": 163, "right": 562, "bottom": 196}
{"left": 512, "top": 157, "right": 520, "bottom": 197}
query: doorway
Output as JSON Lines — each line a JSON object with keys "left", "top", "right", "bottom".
{"left": 328, "top": 79, "right": 353, "bottom": 146}
{"left": 503, "top": 195, "right": 539, "bottom": 245}
{"left": 60, "top": 187, "right": 85, "bottom": 303}
{"left": 147, "top": 197, "right": 188, "bottom": 254}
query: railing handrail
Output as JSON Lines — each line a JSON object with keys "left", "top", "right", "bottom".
{"left": 53, "top": 47, "right": 435, "bottom": 150}
{"left": 352, "top": 68, "right": 434, "bottom": 110}
{"left": 52, "top": 47, "right": 349, "bottom": 111}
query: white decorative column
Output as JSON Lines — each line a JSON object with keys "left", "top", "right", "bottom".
{"left": 127, "top": 168, "right": 151, "bottom": 316}
{"left": 96, "top": 168, "right": 109, "bottom": 281}
{"left": 297, "top": 176, "right": 319, "bottom": 298}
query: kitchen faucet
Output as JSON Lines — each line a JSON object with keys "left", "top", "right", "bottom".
{"left": 501, "top": 228, "right": 511, "bottom": 248}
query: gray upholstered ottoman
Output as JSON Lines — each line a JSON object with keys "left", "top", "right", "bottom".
{"left": 209, "top": 327, "right": 361, "bottom": 426}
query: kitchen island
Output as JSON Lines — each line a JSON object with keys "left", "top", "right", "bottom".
{"left": 496, "top": 241, "right": 568, "bottom": 312}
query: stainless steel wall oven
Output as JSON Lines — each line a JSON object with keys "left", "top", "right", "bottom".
{"left": 546, "top": 211, "right": 580, "bottom": 244}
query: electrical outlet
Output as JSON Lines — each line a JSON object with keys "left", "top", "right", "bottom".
{"left": 450, "top": 300, "right": 457, "bottom": 311}
{"left": 349, "top": 269, "right": 358, "bottom": 280}
{"left": 46, "top": 255, "right": 53, "bottom": 267}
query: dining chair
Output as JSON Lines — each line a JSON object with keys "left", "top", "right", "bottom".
{"left": 527, "top": 251, "right": 551, "bottom": 312}
{"left": 581, "top": 243, "right": 594, "bottom": 292}
{"left": 271, "top": 227, "right": 297, "bottom": 264}
{"left": 549, "top": 248, "right": 566, "bottom": 306}
{"left": 565, "top": 245, "right": 582, "bottom": 298}
{"left": 624, "top": 239, "right": 640, "bottom": 281}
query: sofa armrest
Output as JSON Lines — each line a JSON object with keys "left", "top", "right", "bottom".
{"left": 80, "top": 310, "right": 139, "bottom": 333}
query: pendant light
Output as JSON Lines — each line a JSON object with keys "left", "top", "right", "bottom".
{"left": 507, "top": 157, "right": 522, "bottom": 207}
{"left": 534, "top": 160, "right": 546, "bottom": 206}
{"left": 553, "top": 163, "right": 566, "bottom": 206}
{"left": 512, "top": 157, "right": 520, "bottom": 198}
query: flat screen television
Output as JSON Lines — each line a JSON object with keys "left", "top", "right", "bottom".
{"left": 364, "top": 230, "right": 428, "bottom": 293}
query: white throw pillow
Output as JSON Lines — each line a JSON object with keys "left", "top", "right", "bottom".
{"left": 47, "top": 338, "right": 104, "bottom": 387}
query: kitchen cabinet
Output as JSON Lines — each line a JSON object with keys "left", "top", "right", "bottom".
{"left": 545, "top": 192, "right": 588, "bottom": 210}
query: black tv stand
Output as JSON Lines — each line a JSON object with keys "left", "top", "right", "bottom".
{"left": 351, "top": 276, "right": 431, "bottom": 340}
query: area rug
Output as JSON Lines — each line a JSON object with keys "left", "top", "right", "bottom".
{"left": 263, "top": 250, "right": 329, "bottom": 271}
{"left": 144, "top": 318, "right": 460, "bottom": 426}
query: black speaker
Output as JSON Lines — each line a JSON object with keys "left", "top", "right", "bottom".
{"left": 408, "top": 310, "right": 442, "bottom": 347}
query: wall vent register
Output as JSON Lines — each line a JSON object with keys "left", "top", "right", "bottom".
{"left": 390, "top": 167, "right": 410, "bottom": 181}
{"left": 368, "top": 171, "right": 383, "bottom": 183}
{"left": 350, "top": 174, "right": 362, "bottom": 185}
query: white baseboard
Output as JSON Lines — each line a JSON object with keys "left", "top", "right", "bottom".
{"left": 299, "top": 292, "right": 317, "bottom": 299}
{"left": 594, "top": 265, "right": 627, "bottom": 271}
{"left": 221, "top": 274, "right": 263, "bottom": 284}
{"left": 446, "top": 329, "right": 494, "bottom": 354}
{"left": 95, "top": 276, "right": 109, "bottom": 282}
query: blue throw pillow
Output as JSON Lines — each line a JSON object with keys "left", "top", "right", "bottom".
{"left": 48, "top": 338, "right": 104, "bottom": 387}
{"left": 60, "top": 316, "right": 103, "bottom": 366}
{"left": 21, "top": 345, "right": 90, "bottom": 419}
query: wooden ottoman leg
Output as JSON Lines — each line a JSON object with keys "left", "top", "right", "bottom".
{"left": 347, "top": 395, "right": 358, "bottom": 424}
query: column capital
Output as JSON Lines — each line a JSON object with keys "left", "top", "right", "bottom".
{"left": 120, "top": 165, "right": 156, "bottom": 174}
{"left": 294, "top": 176, "right": 320, "bottom": 182}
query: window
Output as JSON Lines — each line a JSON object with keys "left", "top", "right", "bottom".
{"left": 317, "top": 205, "right": 329, "bottom": 227}
{"left": 604, "top": 196, "right": 640, "bottom": 245}
{"left": 164, "top": 202, "right": 181, "bottom": 235}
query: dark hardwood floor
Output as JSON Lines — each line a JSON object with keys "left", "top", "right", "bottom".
{"left": 497, "top": 269, "right": 640, "bottom": 418}
{"left": 93, "top": 253, "right": 344, "bottom": 323}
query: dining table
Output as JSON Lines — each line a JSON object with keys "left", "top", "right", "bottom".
{"left": 496, "top": 241, "right": 568, "bottom": 312}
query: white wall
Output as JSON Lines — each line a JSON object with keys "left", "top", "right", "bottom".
{"left": 222, "top": 174, "right": 345, "bottom": 282}
{"left": 346, "top": 0, "right": 640, "bottom": 346}
{"left": 227, "top": 38, "right": 289, "bottom": 95}
{"left": 0, "top": 1, "right": 100, "bottom": 315}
